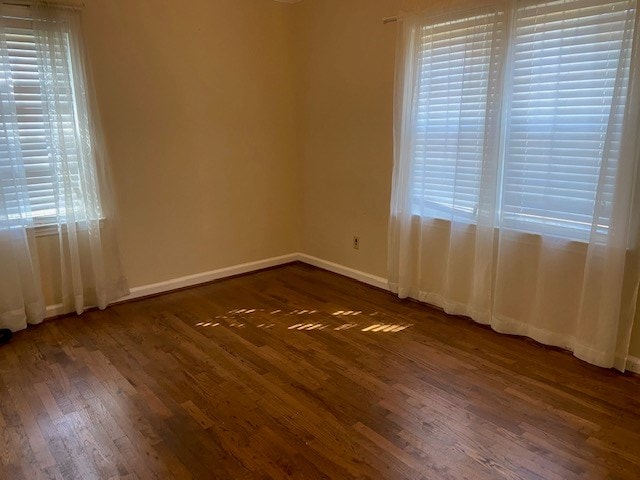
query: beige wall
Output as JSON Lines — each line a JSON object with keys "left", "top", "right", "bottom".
{"left": 39, "top": 0, "right": 301, "bottom": 301}
{"left": 292, "top": 0, "right": 640, "bottom": 358}
{"left": 294, "top": 0, "right": 397, "bottom": 278}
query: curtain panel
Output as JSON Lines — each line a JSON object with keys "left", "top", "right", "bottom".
{"left": 389, "top": 0, "right": 640, "bottom": 370}
{"left": 0, "top": 3, "right": 128, "bottom": 331}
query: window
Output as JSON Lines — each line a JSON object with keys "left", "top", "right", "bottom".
{"left": 412, "top": 10, "right": 504, "bottom": 221}
{"left": 0, "top": 5, "right": 95, "bottom": 227}
{"left": 409, "top": 0, "right": 636, "bottom": 240}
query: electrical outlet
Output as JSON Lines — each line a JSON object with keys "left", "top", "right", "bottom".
{"left": 353, "top": 236, "right": 360, "bottom": 250}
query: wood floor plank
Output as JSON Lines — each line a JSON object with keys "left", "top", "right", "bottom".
{"left": 1, "top": 262, "right": 639, "bottom": 479}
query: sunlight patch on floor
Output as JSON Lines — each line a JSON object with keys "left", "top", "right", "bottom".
{"left": 193, "top": 307, "right": 413, "bottom": 334}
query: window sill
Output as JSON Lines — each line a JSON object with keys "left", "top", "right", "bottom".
{"left": 29, "top": 218, "right": 105, "bottom": 238}
{"left": 32, "top": 223, "right": 61, "bottom": 238}
{"left": 407, "top": 213, "right": 594, "bottom": 250}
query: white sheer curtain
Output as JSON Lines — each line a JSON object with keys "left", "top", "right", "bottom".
{"left": 389, "top": 0, "right": 640, "bottom": 370}
{"left": 0, "top": 2, "right": 128, "bottom": 331}
{"left": 0, "top": 26, "right": 45, "bottom": 329}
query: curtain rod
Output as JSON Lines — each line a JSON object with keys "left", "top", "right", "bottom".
{"left": 382, "top": 16, "right": 398, "bottom": 24}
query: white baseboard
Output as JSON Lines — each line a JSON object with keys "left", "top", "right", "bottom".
{"left": 626, "top": 355, "right": 640, "bottom": 374}
{"left": 118, "top": 253, "right": 300, "bottom": 303}
{"left": 46, "top": 303, "right": 66, "bottom": 318}
{"left": 44, "top": 252, "right": 391, "bottom": 319}
{"left": 44, "top": 253, "right": 299, "bottom": 319}
{"left": 297, "top": 253, "right": 389, "bottom": 291}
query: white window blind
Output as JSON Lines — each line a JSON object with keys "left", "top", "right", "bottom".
{"left": 409, "top": 0, "right": 637, "bottom": 241}
{"left": 0, "top": 11, "right": 81, "bottom": 225}
{"left": 501, "top": 0, "right": 635, "bottom": 238}
{"left": 411, "top": 10, "right": 504, "bottom": 220}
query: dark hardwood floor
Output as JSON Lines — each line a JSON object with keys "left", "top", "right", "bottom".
{"left": 1, "top": 262, "right": 639, "bottom": 479}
